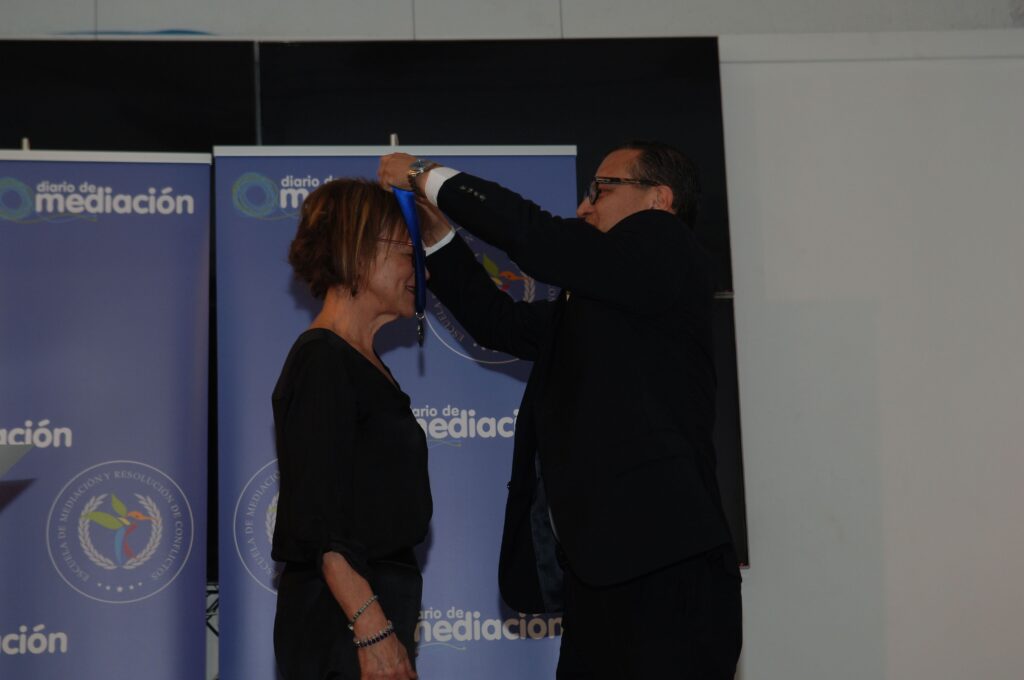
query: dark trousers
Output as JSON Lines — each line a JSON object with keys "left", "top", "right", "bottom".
{"left": 556, "top": 546, "right": 742, "bottom": 680}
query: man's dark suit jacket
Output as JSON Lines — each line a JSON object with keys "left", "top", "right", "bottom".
{"left": 426, "top": 172, "right": 733, "bottom": 614}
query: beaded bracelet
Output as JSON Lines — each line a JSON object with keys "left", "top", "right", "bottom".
{"left": 347, "top": 594, "right": 379, "bottom": 631}
{"left": 353, "top": 620, "right": 395, "bottom": 649}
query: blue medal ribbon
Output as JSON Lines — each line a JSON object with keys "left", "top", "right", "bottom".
{"left": 392, "top": 187, "right": 427, "bottom": 345}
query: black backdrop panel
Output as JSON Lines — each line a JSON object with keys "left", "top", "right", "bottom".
{"left": 258, "top": 38, "right": 734, "bottom": 290}
{"left": 0, "top": 38, "right": 747, "bottom": 568}
{"left": 0, "top": 41, "right": 257, "bottom": 152}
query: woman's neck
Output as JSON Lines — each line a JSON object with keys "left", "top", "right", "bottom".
{"left": 310, "top": 287, "right": 394, "bottom": 361}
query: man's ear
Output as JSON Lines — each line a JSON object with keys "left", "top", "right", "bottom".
{"left": 651, "top": 185, "right": 675, "bottom": 212}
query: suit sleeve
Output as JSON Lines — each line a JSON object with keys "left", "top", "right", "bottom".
{"left": 427, "top": 230, "right": 554, "bottom": 361}
{"left": 437, "top": 173, "right": 687, "bottom": 314}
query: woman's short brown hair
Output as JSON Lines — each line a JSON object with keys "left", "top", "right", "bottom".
{"left": 288, "top": 178, "right": 404, "bottom": 299}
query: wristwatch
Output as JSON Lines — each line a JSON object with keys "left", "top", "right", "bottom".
{"left": 407, "top": 158, "right": 439, "bottom": 195}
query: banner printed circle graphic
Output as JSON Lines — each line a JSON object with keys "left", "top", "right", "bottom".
{"left": 233, "top": 459, "right": 282, "bottom": 593}
{"left": 232, "top": 172, "right": 278, "bottom": 217}
{"left": 427, "top": 230, "right": 560, "bottom": 364}
{"left": 0, "top": 177, "right": 34, "bottom": 221}
{"left": 46, "top": 460, "right": 194, "bottom": 604}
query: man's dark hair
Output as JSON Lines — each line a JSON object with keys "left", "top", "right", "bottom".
{"left": 614, "top": 141, "right": 701, "bottom": 227}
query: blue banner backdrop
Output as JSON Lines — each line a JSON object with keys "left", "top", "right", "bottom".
{"left": 215, "top": 146, "right": 576, "bottom": 679}
{"left": 0, "top": 152, "right": 210, "bottom": 678}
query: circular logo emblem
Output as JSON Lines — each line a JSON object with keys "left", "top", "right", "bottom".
{"left": 46, "top": 460, "right": 194, "bottom": 604}
{"left": 0, "top": 177, "right": 34, "bottom": 222}
{"left": 427, "top": 230, "right": 560, "bottom": 364}
{"left": 233, "top": 459, "right": 282, "bottom": 593}
{"left": 231, "top": 172, "right": 278, "bottom": 218}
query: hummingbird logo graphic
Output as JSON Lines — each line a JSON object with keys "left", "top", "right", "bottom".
{"left": 49, "top": 461, "right": 192, "bottom": 603}
{"left": 79, "top": 493, "right": 162, "bottom": 570}
{"left": 85, "top": 494, "right": 154, "bottom": 565}
{"left": 481, "top": 254, "right": 528, "bottom": 294}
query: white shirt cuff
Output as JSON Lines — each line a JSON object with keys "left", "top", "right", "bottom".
{"left": 424, "top": 227, "right": 456, "bottom": 256}
{"left": 424, "top": 166, "right": 461, "bottom": 205}
{"left": 422, "top": 166, "right": 461, "bottom": 255}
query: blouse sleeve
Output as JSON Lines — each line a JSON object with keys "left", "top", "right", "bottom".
{"left": 271, "top": 340, "right": 371, "bottom": 579}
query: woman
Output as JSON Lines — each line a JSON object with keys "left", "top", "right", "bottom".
{"left": 271, "top": 178, "right": 431, "bottom": 680}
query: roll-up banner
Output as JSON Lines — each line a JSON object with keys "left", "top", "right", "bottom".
{"left": 0, "top": 152, "right": 210, "bottom": 678}
{"left": 215, "top": 146, "right": 576, "bottom": 679}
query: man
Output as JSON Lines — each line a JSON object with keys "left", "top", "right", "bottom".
{"left": 379, "top": 143, "right": 741, "bottom": 679}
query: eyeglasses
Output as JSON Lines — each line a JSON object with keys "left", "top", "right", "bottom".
{"left": 584, "top": 176, "right": 659, "bottom": 205}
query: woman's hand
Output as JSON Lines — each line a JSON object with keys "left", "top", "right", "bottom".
{"left": 357, "top": 633, "right": 417, "bottom": 680}
{"left": 320, "top": 552, "right": 417, "bottom": 679}
{"left": 415, "top": 197, "right": 453, "bottom": 247}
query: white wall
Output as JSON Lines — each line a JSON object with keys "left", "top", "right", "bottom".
{"left": 1, "top": 0, "right": 1022, "bottom": 39}
{"left": 720, "top": 30, "right": 1024, "bottom": 680}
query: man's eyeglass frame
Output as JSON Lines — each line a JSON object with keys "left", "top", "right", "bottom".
{"left": 585, "top": 176, "right": 659, "bottom": 205}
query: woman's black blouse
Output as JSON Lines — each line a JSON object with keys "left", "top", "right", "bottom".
{"left": 270, "top": 328, "right": 431, "bottom": 578}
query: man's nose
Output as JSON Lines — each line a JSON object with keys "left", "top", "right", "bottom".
{"left": 576, "top": 198, "right": 592, "bottom": 219}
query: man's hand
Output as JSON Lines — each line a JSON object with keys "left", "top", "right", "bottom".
{"left": 378, "top": 153, "right": 420, "bottom": 192}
